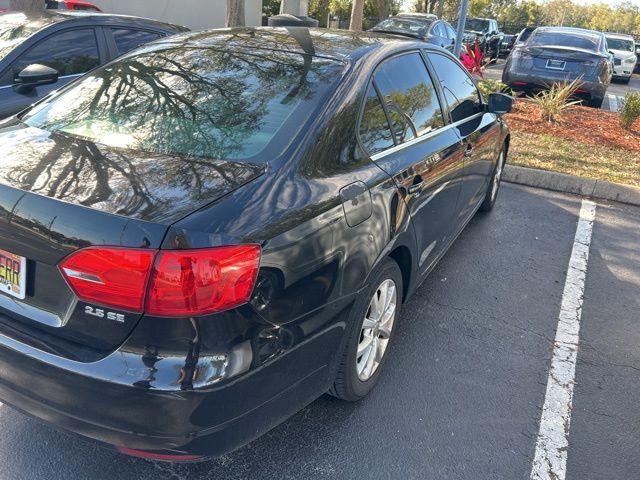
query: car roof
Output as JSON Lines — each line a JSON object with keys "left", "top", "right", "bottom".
{"left": 604, "top": 32, "right": 634, "bottom": 40}
{"left": 534, "top": 26, "right": 602, "bottom": 37}
{"left": 167, "top": 27, "right": 435, "bottom": 63}
{"left": 0, "top": 10, "right": 187, "bottom": 32}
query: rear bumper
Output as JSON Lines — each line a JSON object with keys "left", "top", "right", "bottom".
{"left": 503, "top": 70, "right": 606, "bottom": 100}
{"left": 0, "top": 318, "right": 345, "bottom": 457}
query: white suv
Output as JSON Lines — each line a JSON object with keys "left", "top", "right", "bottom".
{"left": 605, "top": 33, "right": 637, "bottom": 84}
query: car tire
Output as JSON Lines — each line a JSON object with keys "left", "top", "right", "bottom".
{"left": 329, "top": 257, "right": 402, "bottom": 402}
{"left": 587, "top": 97, "right": 604, "bottom": 109}
{"left": 480, "top": 145, "right": 506, "bottom": 212}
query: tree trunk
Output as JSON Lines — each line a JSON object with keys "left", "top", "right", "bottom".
{"left": 375, "top": 0, "right": 389, "bottom": 21}
{"left": 437, "top": 0, "right": 445, "bottom": 18}
{"left": 349, "top": 0, "right": 364, "bottom": 31}
{"left": 9, "top": 0, "right": 43, "bottom": 10}
{"left": 225, "top": 0, "right": 245, "bottom": 27}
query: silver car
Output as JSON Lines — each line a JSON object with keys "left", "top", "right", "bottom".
{"left": 502, "top": 27, "right": 612, "bottom": 108}
{"left": 605, "top": 32, "right": 637, "bottom": 84}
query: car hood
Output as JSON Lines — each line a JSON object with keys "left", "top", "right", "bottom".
{"left": 0, "top": 120, "right": 265, "bottom": 225}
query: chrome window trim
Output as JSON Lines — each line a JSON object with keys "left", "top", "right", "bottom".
{"left": 370, "top": 112, "right": 484, "bottom": 161}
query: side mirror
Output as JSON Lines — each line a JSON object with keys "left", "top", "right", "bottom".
{"left": 14, "top": 64, "right": 59, "bottom": 94}
{"left": 487, "top": 92, "right": 514, "bottom": 115}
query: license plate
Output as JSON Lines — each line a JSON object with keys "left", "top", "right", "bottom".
{"left": 0, "top": 249, "right": 26, "bottom": 300}
{"left": 546, "top": 59, "right": 566, "bottom": 71}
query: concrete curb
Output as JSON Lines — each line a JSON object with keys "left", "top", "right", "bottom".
{"left": 503, "top": 165, "right": 640, "bottom": 206}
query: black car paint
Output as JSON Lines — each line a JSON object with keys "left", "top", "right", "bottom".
{"left": 0, "top": 12, "right": 188, "bottom": 118}
{"left": 0, "top": 28, "right": 509, "bottom": 458}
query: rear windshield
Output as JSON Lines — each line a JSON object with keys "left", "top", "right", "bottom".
{"left": 465, "top": 19, "right": 489, "bottom": 32}
{"left": 22, "top": 46, "right": 344, "bottom": 162}
{"left": 606, "top": 37, "right": 634, "bottom": 52}
{"left": 374, "top": 17, "right": 431, "bottom": 35}
{"left": 529, "top": 31, "right": 600, "bottom": 51}
{"left": 0, "top": 13, "right": 45, "bottom": 61}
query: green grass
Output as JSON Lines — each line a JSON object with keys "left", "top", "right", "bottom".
{"left": 510, "top": 132, "right": 640, "bottom": 187}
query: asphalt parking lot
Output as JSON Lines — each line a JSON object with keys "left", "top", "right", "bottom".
{"left": 484, "top": 60, "right": 640, "bottom": 112}
{"left": 0, "top": 182, "right": 638, "bottom": 479}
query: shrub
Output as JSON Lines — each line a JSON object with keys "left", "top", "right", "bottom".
{"left": 531, "top": 78, "right": 583, "bottom": 123}
{"left": 477, "top": 79, "right": 512, "bottom": 98}
{"left": 460, "top": 42, "right": 485, "bottom": 77}
{"left": 619, "top": 92, "right": 640, "bottom": 131}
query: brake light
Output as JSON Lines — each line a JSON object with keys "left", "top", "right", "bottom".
{"left": 59, "top": 245, "right": 261, "bottom": 316}
{"left": 60, "top": 247, "right": 155, "bottom": 312}
{"left": 117, "top": 447, "right": 203, "bottom": 462}
{"left": 146, "top": 246, "right": 261, "bottom": 316}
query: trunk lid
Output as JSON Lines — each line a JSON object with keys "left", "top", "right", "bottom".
{"left": 525, "top": 45, "right": 603, "bottom": 76}
{"left": 0, "top": 121, "right": 264, "bottom": 358}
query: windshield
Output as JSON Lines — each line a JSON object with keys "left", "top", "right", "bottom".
{"left": 22, "top": 46, "right": 344, "bottom": 162}
{"left": 465, "top": 19, "right": 490, "bottom": 32}
{"left": 529, "top": 31, "right": 600, "bottom": 51}
{"left": 606, "top": 37, "right": 634, "bottom": 52}
{"left": 373, "top": 18, "right": 430, "bottom": 35}
{"left": 0, "top": 13, "right": 46, "bottom": 61}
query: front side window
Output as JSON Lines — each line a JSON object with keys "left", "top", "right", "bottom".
{"left": 428, "top": 53, "right": 481, "bottom": 123}
{"left": 359, "top": 84, "right": 394, "bottom": 155}
{"left": 373, "top": 52, "right": 444, "bottom": 143}
{"left": 22, "top": 47, "right": 344, "bottom": 162}
{"left": 111, "top": 29, "right": 162, "bottom": 55}
{"left": 11, "top": 28, "right": 99, "bottom": 79}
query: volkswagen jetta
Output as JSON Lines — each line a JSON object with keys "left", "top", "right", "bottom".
{"left": 0, "top": 27, "right": 511, "bottom": 461}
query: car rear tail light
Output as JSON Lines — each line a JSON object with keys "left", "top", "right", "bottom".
{"left": 512, "top": 81, "right": 527, "bottom": 86}
{"left": 60, "top": 247, "right": 155, "bottom": 312}
{"left": 59, "top": 245, "right": 261, "bottom": 316}
{"left": 145, "top": 245, "right": 261, "bottom": 316}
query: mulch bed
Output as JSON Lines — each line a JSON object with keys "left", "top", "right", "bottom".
{"left": 505, "top": 100, "right": 640, "bottom": 153}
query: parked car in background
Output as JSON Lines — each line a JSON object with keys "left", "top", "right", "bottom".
{"left": 0, "top": 27, "right": 512, "bottom": 461}
{"left": 370, "top": 15, "right": 456, "bottom": 52}
{"left": 0, "top": 11, "right": 188, "bottom": 118}
{"left": 604, "top": 33, "right": 636, "bottom": 83}
{"left": 461, "top": 17, "right": 503, "bottom": 59}
{"left": 46, "top": 1, "right": 102, "bottom": 11}
{"left": 499, "top": 34, "right": 516, "bottom": 57}
{"left": 502, "top": 26, "right": 612, "bottom": 108}
{"left": 514, "top": 26, "right": 535, "bottom": 47}
{"left": 635, "top": 41, "right": 640, "bottom": 72}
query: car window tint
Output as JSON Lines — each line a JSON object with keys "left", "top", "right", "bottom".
{"left": 12, "top": 28, "right": 99, "bottom": 79}
{"left": 428, "top": 53, "right": 481, "bottom": 122}
{"left": 373, "top": 52, "right": 444, "bottom": 143}
{"left": 112, "top": 29, "right": 163, "bottom": 55}
{"left": 445, "top": 24, "right": 456, "bottom": 40}
{"left": 359, "top": 84, "right": 394, "bottom": 155}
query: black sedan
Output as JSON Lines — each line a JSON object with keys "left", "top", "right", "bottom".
{"left": 371, "top": 15, "right": 457, "bottom": 52}
{"left": 502, "top": 26, "right": 612, "bottom": 108}
{"left": 0, "top": 11, "right": 187, "bottom": 118}
{"left": 0, "top": 27, "right": 511, "bottom": 461}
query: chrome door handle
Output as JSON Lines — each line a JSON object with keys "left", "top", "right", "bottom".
{"left": 408, "top": 179, "right": 424, "bottom": 195}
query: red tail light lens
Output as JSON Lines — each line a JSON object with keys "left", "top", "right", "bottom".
{"left": 59, "top": 245, "right": 261, "bottom": 316}
{"left": 59, "top": 247, "right": 155, "bottom": 312}
{"left": 145, "top": 245, "right": 261, "bottom": 316}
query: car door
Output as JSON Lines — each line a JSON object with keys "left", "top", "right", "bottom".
{"left": 0, "top": 27, "right": 103, "bottom": 118}
{"left": 360, "top": 51, "right": 466, "bottom": 276}
{"left": 427, "top": 52, "right": 502, "bottom": 223}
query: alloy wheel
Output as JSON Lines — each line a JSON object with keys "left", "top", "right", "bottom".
{"left": 356, "top": 279, "right": 397, "bottom": 381}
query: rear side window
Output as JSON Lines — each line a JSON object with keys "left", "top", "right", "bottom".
{"left": 112, "top": 29, "right": 163, "bottom": 55}
{"left": 359, "top": 84, "right": 394, "bottom": 155}
{"left": 428, "top": 53, "right": 481, "bottom": 122}
{"left": 432, "top": 23, "right": 446, "bottom": 37}
{"left": 373, "top": 52, "right": 444, "bottom": 143}
{"left": 11, "top": 28, "right": 99, "bottom": 79}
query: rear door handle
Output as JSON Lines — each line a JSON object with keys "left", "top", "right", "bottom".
{"left": 464, "top": 145, "right": 474, "bottom": 157}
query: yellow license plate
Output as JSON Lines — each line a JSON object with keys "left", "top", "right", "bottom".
{"left": 0, "top": 249, "right": 26, "bottom": 300}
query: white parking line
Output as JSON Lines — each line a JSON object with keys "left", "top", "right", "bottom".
{"left": 607, "top": 94, "right": 619, "bottom": 112}
{"left": 530, "top": 199, "right": 596, "bottom": 480}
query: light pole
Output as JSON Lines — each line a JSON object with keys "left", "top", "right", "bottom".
{"left": 454, "top": 0, "right": 470, "bottom": 58}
